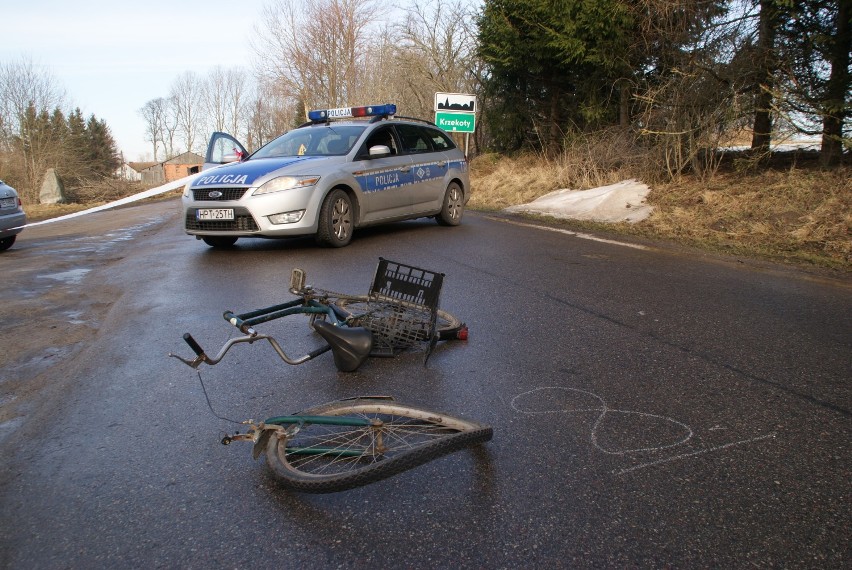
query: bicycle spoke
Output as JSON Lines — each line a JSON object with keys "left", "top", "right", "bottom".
{"left": 281, "top": 413, "right": 458, "bottom": 476}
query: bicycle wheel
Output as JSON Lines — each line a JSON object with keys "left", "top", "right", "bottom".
{"left": 334, "top": 296, "right": 466, "bottom": 344}
{"left": 258, "top": 397, "right": 492, "bottom": 493}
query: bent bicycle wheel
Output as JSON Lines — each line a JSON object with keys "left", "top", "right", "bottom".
{"left": 259, "top": 397, "right": 492, "bottom": 493}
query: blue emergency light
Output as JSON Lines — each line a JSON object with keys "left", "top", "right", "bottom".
{"left": 308, "top": 104, "right": 397, "bottom": 122}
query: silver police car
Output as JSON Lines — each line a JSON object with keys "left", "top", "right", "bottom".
{"left": 182, "top": 104, "right": 470, "bottom": 248}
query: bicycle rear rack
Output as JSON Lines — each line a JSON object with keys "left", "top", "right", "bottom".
{"left": 368, "top": 258, "right": 444, "bottom": 310}
{"left": 358, "top": 258, "right": 444, "bottom": 357}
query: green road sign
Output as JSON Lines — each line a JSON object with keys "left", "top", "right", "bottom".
{"left": 435, "top": 112, "right": 475, "bottom": 133}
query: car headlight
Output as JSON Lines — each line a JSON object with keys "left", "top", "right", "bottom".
{"left": 253, "top": 176, "right": 320, "bottom": 196}
{"left": 182, "top": 182, "right": 193, "bottom": 198}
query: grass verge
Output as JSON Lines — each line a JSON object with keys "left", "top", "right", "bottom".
{"left": 470, "top": 154, "right": 850, "bottom": 272}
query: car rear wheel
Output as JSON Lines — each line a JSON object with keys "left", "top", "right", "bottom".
{"left": 0, "top": 235, "right": 16, "bottom": 251}
{"left": 202, "top": 236, "right": 238, "bottom": 248}
{"left": 436, "top": 182, "right": 464, "bottom": 226}
{"left": 316, "top": 189, "right": 353, "bottom": 247}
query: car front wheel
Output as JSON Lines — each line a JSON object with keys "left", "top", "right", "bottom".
{"left": 436, "top": 182, "right": 464, "bottom": 226}
{"left": 316, "top": 189, "right": 353, "bottom": 247}
{"left": 202, "top": 236, "right": 238, "bottom": 248}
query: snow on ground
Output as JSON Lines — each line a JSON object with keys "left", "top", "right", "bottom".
{"left": 504, "top": 179, "right": 653, "bottom": 223}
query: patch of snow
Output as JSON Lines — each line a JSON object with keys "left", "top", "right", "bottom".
{"left": 505, "top": 179, "right": 654, "bottom": 223}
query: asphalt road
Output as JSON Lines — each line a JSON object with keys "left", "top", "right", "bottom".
{"left": 1, "top": 198, "right": 849, "bottom": 568}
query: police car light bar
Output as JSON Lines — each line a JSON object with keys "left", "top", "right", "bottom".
{"left": 308, "top": 104, "right": 397, "bottom": 122}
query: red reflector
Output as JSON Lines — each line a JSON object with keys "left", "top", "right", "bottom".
{"left": 457, "top": 326, "right": 468, "bottom": 341}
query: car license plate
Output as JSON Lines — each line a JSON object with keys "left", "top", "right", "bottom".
{"left": 196, "top": 208, "right": 234, "bottom": 221}
{"left": 0, "top": 198, "right": 15, "bottom": 209}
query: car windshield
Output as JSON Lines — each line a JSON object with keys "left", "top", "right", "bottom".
{"left": 251, "top": 125, "right": 367, "bottom": 159}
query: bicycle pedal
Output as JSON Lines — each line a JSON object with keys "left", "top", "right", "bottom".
{"left": 290, "top": 268, "right": 306, "bottom": 294}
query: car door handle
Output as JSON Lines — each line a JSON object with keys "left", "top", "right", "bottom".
{"left": 436, "top": 161, "right": 446, "bottom": 167}
{"left": 399, "top": 166, "right": 411, "bottom": 173}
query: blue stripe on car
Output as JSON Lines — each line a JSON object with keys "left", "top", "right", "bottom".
{"left": 193, "top": 157, "right": 322, "bottom": 187}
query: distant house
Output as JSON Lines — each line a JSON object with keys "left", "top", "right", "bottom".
{"left": 140, "top": 152, "right": 204, "bottom": 186}
{"left": 121, "top": 161, "right": 157, "bottom": 182}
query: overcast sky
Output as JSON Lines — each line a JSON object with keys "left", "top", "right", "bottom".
{"left": 2, "top": 0, "right": 261, "bottom": 161}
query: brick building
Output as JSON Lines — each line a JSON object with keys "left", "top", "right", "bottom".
{"left": 140, "top": 152, "right": 204, "bottom": 186}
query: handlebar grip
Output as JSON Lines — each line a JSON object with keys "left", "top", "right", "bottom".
{"left": 223, "top": 311, "right": 256, "bottom": 335}
{"left": 183, "top": 333, "right": 206, "bottom": 357}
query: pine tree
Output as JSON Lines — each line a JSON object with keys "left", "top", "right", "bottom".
{"left": 775, "top": 0, "right": 850, "bottom": 166}
{"left": 84, "top": 114, "right": 121, "bottom": 177}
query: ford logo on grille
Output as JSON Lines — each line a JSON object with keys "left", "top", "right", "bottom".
{"left": 208, "top": 191, "right": 223, "bottom": 198}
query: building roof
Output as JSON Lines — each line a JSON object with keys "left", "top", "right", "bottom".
{"left": 127, "top": 161, "right": 157, "bottom": 173}
{"left": 164, "top": 151, "right": 204, "bottom": 165}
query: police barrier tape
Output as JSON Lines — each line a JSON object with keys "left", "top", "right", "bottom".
{"left": 22, "top": 166, "right": 222, "bottom": 228}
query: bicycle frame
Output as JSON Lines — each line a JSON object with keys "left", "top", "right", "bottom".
{"left": 169, "top": 296, "right": 350, "bottom": 369}
{"left": 169, "top": 260, "right": 463, "bottom": 372}
{"left": 223, "top": 296, "right": 347, "bottom": 334}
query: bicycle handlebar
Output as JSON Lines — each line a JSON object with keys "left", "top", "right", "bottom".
{"left": 169, "top": 331, "right": 331, "bottom": 369}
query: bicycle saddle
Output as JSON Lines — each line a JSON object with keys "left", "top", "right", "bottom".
{"left": 312, "top": 321, "right": 373, "bottom": 372}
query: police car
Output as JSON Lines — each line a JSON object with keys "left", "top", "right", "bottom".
{"left": 182, "top": 104, "right": 470, "bottom": 248}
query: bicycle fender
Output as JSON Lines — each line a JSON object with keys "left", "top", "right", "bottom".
{"left": 253, "top": 429, "right": 275, "bottom": 460}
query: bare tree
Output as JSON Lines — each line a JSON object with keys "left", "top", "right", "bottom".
{"left": 162, "top": 96, "right": 180, "bottom": 159}
{"left": 225, "top": 67, "right": 248, "bottom": 137}
{"left": 200, "top": 66, "right": 251, "bottom": 146}
{"left": 138, "top": 98, "right": 166, "bottom": 161}
{"left": 392, "top": 0, "right": 479, "bottom": 117}
{"left": 245, "top": 78, "right": 295, "bottom": 150}
{"left": 0, "top": 57, "right": 67, "bottom": 200}
{"left": 358, "top": 32, "right": 404, "bottom": 106}
{"left": 253, "top": 0, "right": 378, "bottom": 112}
{"left": 0, "top": 58, "right": 66, "bottom": 141}
{"left": 170, "top": 71, "right": 202, "bottom": 154}
{"left": 204, "top": 66, "right": 230, "bottom": 135}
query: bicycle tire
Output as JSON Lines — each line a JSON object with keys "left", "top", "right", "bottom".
{"left": 333, "top": 296, "right": 465, "bottom": 341}
{"left": 259, "top": 397, "right": 492, "bottom": 493}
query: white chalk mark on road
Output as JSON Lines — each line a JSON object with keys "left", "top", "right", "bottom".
{"left": 511, "top": 386, "right": 777, "bottom": 474}
{"left": 613, "top": 432, "right": 778, "bottom": 475}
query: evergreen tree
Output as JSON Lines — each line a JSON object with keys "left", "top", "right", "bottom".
{"left": 83, "top": 114, "right": 121, "bottom": 176}
{"left": 476, "top": 0, "right": 727, "bottom": 154}
{"left": 778, "top": 0, "right": 850, "bottom": 165}
{"left": 477, "top": 0, "right": 634, "bottom": 152}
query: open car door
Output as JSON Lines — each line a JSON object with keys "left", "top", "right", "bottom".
{"left": 203, "top": 132, "right": 249, "bottom": 171}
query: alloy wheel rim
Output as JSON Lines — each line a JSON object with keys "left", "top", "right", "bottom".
{"left": 333, "top": 199, "right": 351, "bottom": 240}
{"left": 448, "top": 188, "right": 462, "bottom": 219}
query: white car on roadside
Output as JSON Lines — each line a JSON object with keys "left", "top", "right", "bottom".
{"left": 0, "top": 180, "right": 26, "bottom": 251}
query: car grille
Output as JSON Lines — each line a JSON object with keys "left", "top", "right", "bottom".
{"left": 185, "top": 209, "right": 259, "bottom": 232}
{"left": 192, "top": 187, "right": 249, "bottom": 201}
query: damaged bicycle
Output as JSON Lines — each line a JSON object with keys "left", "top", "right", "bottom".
{"left": 169, "top": 258, "right": 492, "bottom": 493}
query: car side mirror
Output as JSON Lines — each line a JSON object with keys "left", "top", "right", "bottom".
{"left": 368, "top": 145, "right": 391, "bottom": 158}
{"left": 222, "top": 153, "right": 241, "bottom": 163}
